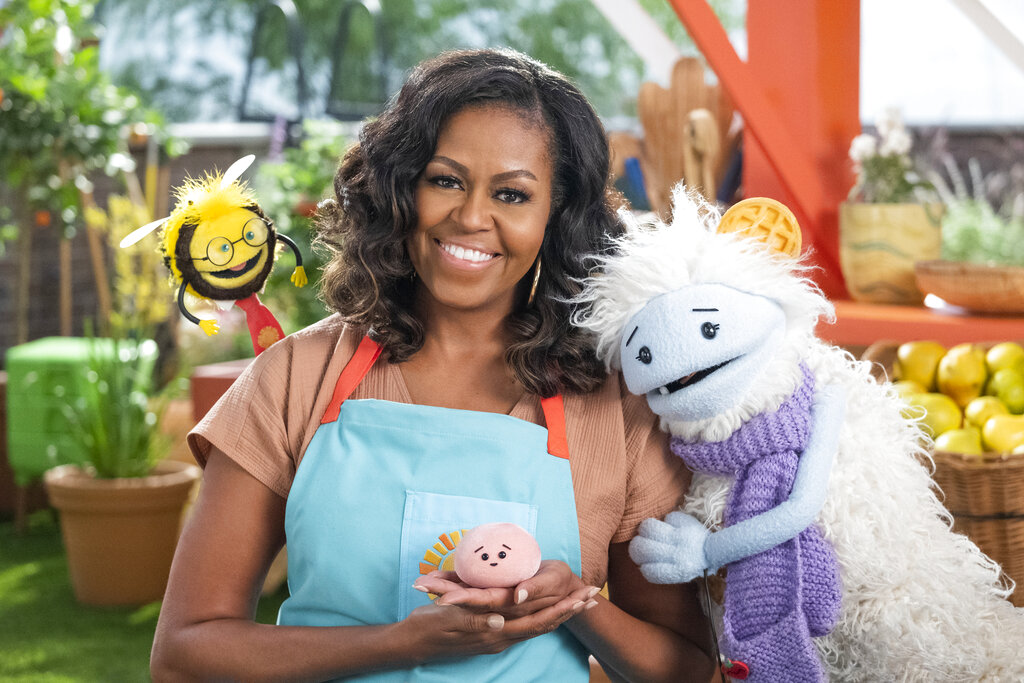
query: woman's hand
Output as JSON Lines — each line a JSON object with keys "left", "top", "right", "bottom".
{"left": 413, "top": 560, "right": 599, "bottom": 619}
{"left": 397, "top": 576, "right": 595, "bottom": 664}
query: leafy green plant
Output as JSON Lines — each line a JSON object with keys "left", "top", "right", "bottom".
{"left": 59, "top": 331, "right": 169, "bottom": 478}
{"left": 930, "top": 157, "right": 1024, "bottom": 266}
{"left": 0, "top": 0, "right": 181, "bottom": 246}
{"left": 253, "top": 119, "right": 348, "bottom": 331}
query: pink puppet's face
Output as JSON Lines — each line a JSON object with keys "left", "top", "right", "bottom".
{"left": 454, "top": 522, "right": 542, "bottom": 588}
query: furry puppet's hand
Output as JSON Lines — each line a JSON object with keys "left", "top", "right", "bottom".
{"left": 628, "top": 511, "right": 710, "bottom": 584}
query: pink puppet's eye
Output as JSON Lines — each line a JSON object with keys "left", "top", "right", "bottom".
{"left": 480, "top": 553, "right": 489, "bottom": 561}
{"left": 498, "top": 551, "right": 507, "bottom": 559}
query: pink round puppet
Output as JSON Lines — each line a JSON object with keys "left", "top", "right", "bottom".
{"left": 454, "top": 522, "right": 542, "bottom": 588}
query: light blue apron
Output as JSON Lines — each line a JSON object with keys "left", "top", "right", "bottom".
{"left": 279, "top": 336, "right": 589, "bottom": 682}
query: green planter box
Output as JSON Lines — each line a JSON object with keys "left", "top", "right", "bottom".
{"left": 5, "top": 337, "right": 158, "bottom": 485}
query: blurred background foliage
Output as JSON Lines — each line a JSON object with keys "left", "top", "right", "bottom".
{"left": 94, "top": 0, "right": 742, "bottom": 123}
{"left": 1, "top": 0, "right": 744, "bottom": 360}
{"left": 253, "top": 119, "right": 347, "bottom": 331}
{"left": 0, "top": 0, "right": 177, "bottom": 243}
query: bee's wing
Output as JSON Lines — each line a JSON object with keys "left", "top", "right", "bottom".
{"left": 119, "top": 216, "right": 168, "bottom": 248}
{"left": 220, "top": 154, "right": 256, "bottom": 188}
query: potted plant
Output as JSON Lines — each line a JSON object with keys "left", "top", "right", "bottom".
{"left": 912, "top": 156, "right": 1024, "bottom": 314}
{"left": 839, "top": 109, "right": 944, "bottom": 305}
{"left": 43, "top": 330, "right": 200, "bottom": 606}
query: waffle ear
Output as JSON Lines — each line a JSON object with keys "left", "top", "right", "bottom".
{"left": 717, "top": 197, "right": 802, "bottom": 258}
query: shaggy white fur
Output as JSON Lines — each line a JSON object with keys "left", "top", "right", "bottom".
{"left": 573, "top": 187, "right": 1024, "bottom": 681}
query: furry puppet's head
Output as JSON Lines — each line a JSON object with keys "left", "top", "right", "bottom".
{"left": 573, "top": 187, "right": 834, "bottom": 441}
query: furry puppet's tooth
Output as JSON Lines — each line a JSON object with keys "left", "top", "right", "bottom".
{"left": 658, "top": 386, "right": 669, "bottom": 396}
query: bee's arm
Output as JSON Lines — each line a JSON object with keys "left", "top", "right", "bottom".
{"left": 277, "top": 233, "right": 308, "bottom": 288}
{"left": 277, "top": 233, "right": 303, "bottom": 267}
{"left": 178, "top": 282, "right": 219, "bottom": 336}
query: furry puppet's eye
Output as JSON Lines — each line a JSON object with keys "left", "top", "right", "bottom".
{"left": 480, "top": 553, "right": 489, "bottom": 561}
{"left": 637, "top": 346, "right": 652, "bottom": 364}
{"left": 701, "top": 322, "right": 720, "bottom": 339}
{"left": 498, "top": 551, "right": 507, "bottom": 559}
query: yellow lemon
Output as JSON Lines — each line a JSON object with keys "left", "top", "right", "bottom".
{"left": 982, "top": 414, "right": 1024, "bottom": 453}
{"left": 964, "top": 396, "right": 1009, "bottom": 428}
{"left": 893, "top": 341, "right": 946, "bottom": 390}
{"left": 891, "top": 380, "right": 926, "bottom": 399}
{"left": 903, "top": 392, "right": 962, "bottom": 439}
{"left": 934, "top": 427, "right": 984, "bottom": 456}
{"left": 937, "top": 343, "right": 988, "bottom": 408}
{"left": 986, "top": 342, "right": 1024, "bottom": 375}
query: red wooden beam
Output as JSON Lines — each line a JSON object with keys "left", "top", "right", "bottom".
{"left": 665, "top": 0, "right": 859, "bottom": 299}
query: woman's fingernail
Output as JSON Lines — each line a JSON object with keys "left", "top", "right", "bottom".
{"left": 572, "top": 600, "right": 585, "bottom": 612}
{"left": 487, "top": 615, "right": 505, "bottom": 630}
{"left": 587, "top": 586, "right": 600, "bottom": 599}
{"left": 413, "top": 585, "right": 429, "bottom": 593}
{"left": 516, "top": 589, "right": 528, "bottom": 604}
{"left": 585, "top": 599, "right": 598, "bottom": 610}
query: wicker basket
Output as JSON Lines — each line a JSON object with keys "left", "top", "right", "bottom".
{"left": 915, "top": 260, "right": 1024, "bottom": 314}
{"left": 861, "top": 340, "right": 1024, "bottom": 607}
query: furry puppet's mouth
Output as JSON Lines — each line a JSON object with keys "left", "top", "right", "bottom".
{"left": 207, "top": 252, "right": 262, "bottom": 279}
{"left": 655, "top": 357, "right": 736, "bottom": 395}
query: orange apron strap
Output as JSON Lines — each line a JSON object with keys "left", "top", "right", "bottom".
{"left": 321, "top": 335, "right": 383, "bottom": 424}
{"left": 540, "top": 395, "right": 570, "bottom": 460}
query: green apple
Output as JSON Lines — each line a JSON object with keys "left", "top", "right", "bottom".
{"left": 986, "top": 367, "right": 1024, "bottom": 414}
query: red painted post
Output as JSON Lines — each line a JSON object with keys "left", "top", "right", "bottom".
{"left": 665, "top": 0, "right": 860, "bottom": 299}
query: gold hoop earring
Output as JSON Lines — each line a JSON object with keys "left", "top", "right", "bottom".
{"left": 527, "top": 257, "right": 542, "bottom": 306}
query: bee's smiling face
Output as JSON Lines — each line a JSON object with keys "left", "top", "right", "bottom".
{"left": 189, "top": 207, "right": 271, "bottom": 292}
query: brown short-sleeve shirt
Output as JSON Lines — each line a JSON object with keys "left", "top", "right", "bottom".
{"left": 188, "top": 315, "right": 690, "bottom": 587}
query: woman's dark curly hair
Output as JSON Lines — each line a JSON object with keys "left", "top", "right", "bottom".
{"left": 316, "top": 48, "right": 623, "bottom": 397}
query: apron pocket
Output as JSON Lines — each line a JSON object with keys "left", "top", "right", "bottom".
{"left": 398, "top": 490, "right": 537, "bottom": 620}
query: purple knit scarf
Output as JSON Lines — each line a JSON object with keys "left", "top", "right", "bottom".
{"left": 670, "top": 364, "right": 841, "bottom": 683}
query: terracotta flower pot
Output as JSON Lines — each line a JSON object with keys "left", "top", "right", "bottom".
{"left": 44, "top": 459, "right": 201, "bottom": 606}
{"left": 839, "top": 202, "right": 944, "bottom": 305}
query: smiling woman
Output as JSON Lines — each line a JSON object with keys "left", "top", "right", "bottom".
{"left": 151, "top": 48, "right": 714, "bottom": 683}
{"left": 407, "top": 105, "right": 552, "bottom": 334}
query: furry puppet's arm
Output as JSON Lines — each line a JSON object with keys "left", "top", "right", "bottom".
{"left": 629, "top": 384, "right": 846, "bottom": 584}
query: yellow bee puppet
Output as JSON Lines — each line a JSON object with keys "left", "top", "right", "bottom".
{"left": 121, "top": 156, "right": 307, "bottom": 355}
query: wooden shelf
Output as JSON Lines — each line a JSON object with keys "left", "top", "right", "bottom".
{"left": 817, "top": 300, "right": 1024, "bottom": 347}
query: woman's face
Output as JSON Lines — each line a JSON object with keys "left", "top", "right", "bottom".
{"left": 408, "top": 104, "right": 553, "bottom": 316}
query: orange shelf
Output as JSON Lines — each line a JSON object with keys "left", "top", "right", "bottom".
{"left": 817, "top": 300, "right": 1024, "bottom": 347}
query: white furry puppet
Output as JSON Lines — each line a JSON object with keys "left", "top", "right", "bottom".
{"left": 572, "top": 187, "right": 1024, "bottom": 682}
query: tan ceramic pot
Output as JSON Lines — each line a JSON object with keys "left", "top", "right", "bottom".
{"left": 839, "top": 202, "right": 944, "bottom": 305}
{"left": 44, "top": 459, "right": 201, "bottom": 606}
